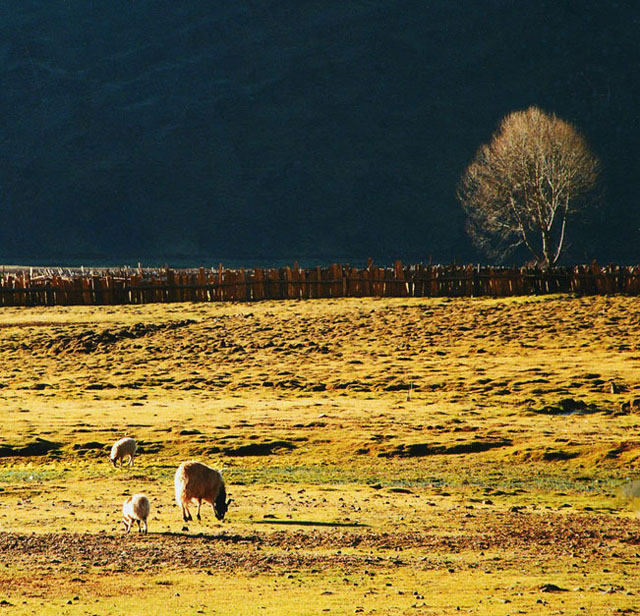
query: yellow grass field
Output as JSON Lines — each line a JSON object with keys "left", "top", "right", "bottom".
{"left": 2, "top": 295, "right": 640, "bottom": 615}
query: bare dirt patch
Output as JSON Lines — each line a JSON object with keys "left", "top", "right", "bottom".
{"left": 0, "top": 438, "right": 62, "bottom": 457}
{"left": 1, "top": 510, "right": 636, "bottom": 573}
{"left": 35, "top": 319, "right": 197, "bottom": 355}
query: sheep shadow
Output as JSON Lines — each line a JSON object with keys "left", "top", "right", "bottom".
{"left": 252, "top": 519, "right": 368, "bottom": 528}
{"left": 156, "top": 518, "right": 368, "bottom": 541}
{"left": 157, "top": 531, "right": 261, "bottom": 543}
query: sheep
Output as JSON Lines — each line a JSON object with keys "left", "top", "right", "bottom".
{"left": 110, "top": 437, "right": 137, "bottom": 467}
{"left": 122, "top": 493, "right": 150, "bottom": 534}
{"left": 174, "top": 461, "right": 231, "bottom": 522}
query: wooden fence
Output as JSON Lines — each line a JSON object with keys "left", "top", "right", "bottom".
{"left": 1, "top": 262, "right": 640, "bottom": 307}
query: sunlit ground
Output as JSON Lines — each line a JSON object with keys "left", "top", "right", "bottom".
{"left": 1, "top": 295, "right": 640, "bottom": 614}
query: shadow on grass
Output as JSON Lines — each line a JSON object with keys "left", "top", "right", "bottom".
{"left": 155, "top": 518, "right": 367, "bottom": 541}
{"left": 156, "top": 531, "right": 260, "bottom": 543}
{"left": 253, "top": 519, "right": 368, "bottom": 528}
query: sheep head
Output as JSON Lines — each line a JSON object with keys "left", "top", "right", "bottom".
{"left": 214, "top": 496, "right": 232, "bottom": 521}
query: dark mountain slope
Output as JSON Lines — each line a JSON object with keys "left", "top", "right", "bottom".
{"left": 0, "top": 1, "right": 638, "bottom": 265}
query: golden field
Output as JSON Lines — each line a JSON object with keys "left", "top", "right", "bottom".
{"left": 1, "top": 295, "right": 640, "bottom": 615}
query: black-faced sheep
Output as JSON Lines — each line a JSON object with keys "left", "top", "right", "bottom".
{"left": 174, "top": 461, "right": 231, "bottom": 522}
{"left": 122, "top": 493, "right": 150, "bottom": 534}
{"left": 110, "top": 437, "right": 137, "bottom": 467}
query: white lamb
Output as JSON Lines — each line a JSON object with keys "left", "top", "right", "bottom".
{"left": 110, "top": 437, "right": 137, "bottom": 467}
{"left": 122, "top": 493, "right": 150, "bottom": 534}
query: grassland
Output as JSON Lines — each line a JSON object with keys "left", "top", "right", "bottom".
{"left": 2, "top": 295, "right": 640, "bottom": 615}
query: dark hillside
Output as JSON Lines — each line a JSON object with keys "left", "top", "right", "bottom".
{"left": 1, "top": 1, "right": 637, "bottom": 265}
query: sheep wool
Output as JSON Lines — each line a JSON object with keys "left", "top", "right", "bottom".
{"left": 122, "top": 494, "right": 150, "bottom": 534}
{"left": 174, "top": 461, "right": 231, "bottom": 522}
{"left": 110, "top": 437, "right": 137, "bottom": 467}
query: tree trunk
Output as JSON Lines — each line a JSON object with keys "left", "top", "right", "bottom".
{"left": 540, "top": 229, "right": 552, "bottom": 270}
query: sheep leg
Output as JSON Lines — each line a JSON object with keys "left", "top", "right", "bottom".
{"left": 123, "top": 517, "right": 131, "bottom": 533}
{"left": 182, "top": 503, "right": 192, "bottom": 522}
{"left": 136, "top": 520, "right": 141, "bottom": 533}
{"left": 196, "top": 499, "right": 202, "bottom": 521}
{"left": 129, "top": 454, "right": 134, "bottom": 467}
{"left": 142, "top": 520, "right": 147, "bottom": 534}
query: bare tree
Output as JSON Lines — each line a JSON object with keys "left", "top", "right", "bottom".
{"left": 457, "top": 107, "right": 600, "bottom": 267}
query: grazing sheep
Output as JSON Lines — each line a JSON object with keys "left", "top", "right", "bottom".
{"left": 122, "top": 493, "right": 150, "bottom": 534}
{"left": 174, "top": 461, "right": 231, "bottom": 522}
{"left": 110, "top": 437, "right": 137, "bottom": 467}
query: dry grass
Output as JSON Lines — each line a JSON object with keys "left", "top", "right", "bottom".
{"left": 2, "top": 295, "right": 640, "bottom": 614}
